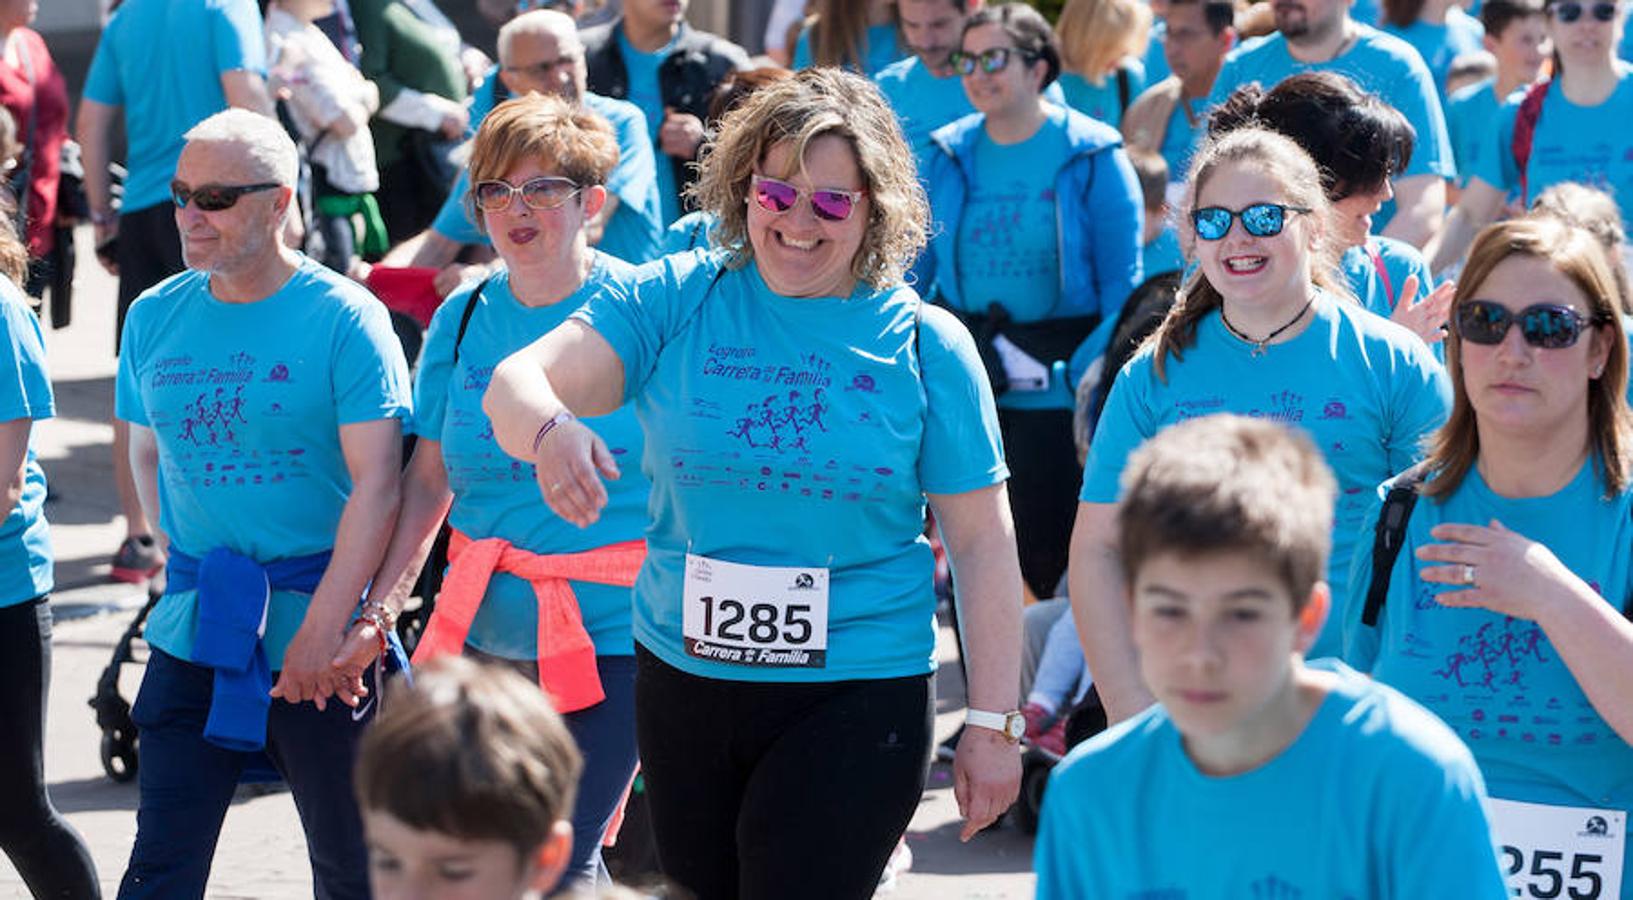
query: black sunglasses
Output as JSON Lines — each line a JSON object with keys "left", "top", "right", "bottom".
{"left": 1191, "top": 203, "right": 1311, "bottom": 241}
{"left": 1453, "top": 300, "right": 1605, "bottom": 349}
{"left": 1552, "top": 0, "right": 1618, "bottom": 21}
{"left": 170, "top": 180, "right": 282, "bottom": 212}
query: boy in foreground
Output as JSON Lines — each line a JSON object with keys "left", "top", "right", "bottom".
{"left": 1035, "top": 414, "right": 1506, "bottom": 897}
{"left": 356, "top": 657, "right": 582, "bottom": 900}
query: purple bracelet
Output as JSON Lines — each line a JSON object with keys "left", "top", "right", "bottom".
{"left": 531, "top": 411, "right": 576, "bottom": 455}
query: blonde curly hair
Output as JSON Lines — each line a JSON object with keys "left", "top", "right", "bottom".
{"left": 688, "top": 68, "right": 928, "bottom": 290}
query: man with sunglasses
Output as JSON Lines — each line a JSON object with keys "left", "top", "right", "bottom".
{"left": 77, "top": 0, "right": 276, "bottom": 591}
{"left": 1121, "top": 0, "right": 1236, "bottom": 203}
{"left": 1204, "top": 0, "right": 1455, "bottom": 248}
{"left": 406, "top": 8, "right": 664, "bottom": 294}
{"left": 581, "top": 0, "right": 749, "bottom": 225}
{"left": 114, "top": 109, "right": 412, "bottom": 900}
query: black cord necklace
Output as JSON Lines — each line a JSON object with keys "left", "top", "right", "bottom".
{"left": 1220, "top": 296, "right": 1315, "bottom": 357}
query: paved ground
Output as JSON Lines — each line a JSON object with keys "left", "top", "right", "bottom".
{"left": 0, "top": 227, "right": 1038, "bottom": 898}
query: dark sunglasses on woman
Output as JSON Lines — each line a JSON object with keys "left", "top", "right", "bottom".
{"left": 750, "top": 175, "right": 865, "bottom": 223}
{"left": 948, "top": 46, "right": 1038, "bottom": 76}
{"left": 1191, "top": 203, "right": 1312, "bottom": 241}
{"left": 1551, "top": 1, "right": 1617, "bottom": 23}
{"left": 1453, "top": 300, "right": 1607, "bottom": 349}
{"left": 170, "top": 180, "right": 282, "bottom": 212}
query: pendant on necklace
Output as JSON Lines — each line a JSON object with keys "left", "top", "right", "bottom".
{"left": 1251, "top": 343, "right": 1268, "bottom": 357}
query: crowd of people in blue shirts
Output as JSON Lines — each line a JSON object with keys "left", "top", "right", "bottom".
{"left": 0, "top": 0, "right": 1631, "bottom": 896}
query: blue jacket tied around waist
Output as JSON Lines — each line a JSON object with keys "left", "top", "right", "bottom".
{"left": 167, "top": 547, "right": 332, "bottom": 752}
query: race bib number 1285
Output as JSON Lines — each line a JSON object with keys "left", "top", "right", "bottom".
{"left": 682, "top": 554, "right": 828, "bottom": 669}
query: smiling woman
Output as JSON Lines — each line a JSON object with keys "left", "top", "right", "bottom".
{"left": 480, "top": 67, "right": 1026, "bottom": 898}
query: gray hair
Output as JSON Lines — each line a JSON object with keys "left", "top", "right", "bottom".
{"left": 498, "top": 9, "right": 581, "bottom": 65}
{"left": 183, "top": 109, "right": 299, "bottom": 187}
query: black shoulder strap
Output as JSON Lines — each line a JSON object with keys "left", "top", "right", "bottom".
{"left": 1361, "top": 463, "right": 1430, "bottom": 627}
{"left": 451, "top": 275, "right": 493, "bottom": 368}
{"left": 1116, "top": 65, "right": 1131, "bottom": 113}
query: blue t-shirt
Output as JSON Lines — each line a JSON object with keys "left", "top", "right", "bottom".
{"left": 618, "top": 31, "right": 681, "bottom": 225}
{"left": 1471, "top": 65, "right": 1633, "bottom": 229}
{"left": 1142, "top": 224, "right": 1184, "bottom": 278}
{"left": 1035, "top": 660, "right": 1506, "bottom": 898}
{"left": 1206, "top": 25, "right": 1455, "bottom": 233}
{"left": 792, "top": 22, "right": 905, "bottom": 75}
{"left": 115, "top": 259, "right": 413, "bottom": 668}
{"left": 432, "top": 90, "right": 663, "bottom": 265}
{"left": 1344, "top": 462, "right": 1633, "bottom": 885}
{"left": 1382, "top": 8, "right": 1485, "bottom": 102}
{"left": 1057, "top": 60, "right": 1147, "bottom": 129}
{"left": 414, "top": 255, "right": 648, "bottom": 657}
{"left": 1447, "top": 77, "right": 1502, "bottom": 189}
{"left": 955, "top": 118, "right": 1071, "bottom": 323}
{"left": 1158, "top": 97, "right": 1203, "bottom": 187}
{"left": 1342, "top": 236, "right": 1435, "bottom": 319}
{"left": 1081, "top": 293, "right": 1451, "bottom": 656}
{"left": 874, "top": 57, "right": 1069, "bottom": 173}
{"left": 83, "top": 0, "right": 267, "bottom": 214}
{"left": 1142, "top": 18, "right": 1171, "bottom": 85}
{"left": 660, "top": 210, "right": 718, "bottom": 256}
{"left": 0, "top": 278, "right": 53, "bottom": 608}
{"left": 573, "top": 251, "right": 1008, "bottom": 682}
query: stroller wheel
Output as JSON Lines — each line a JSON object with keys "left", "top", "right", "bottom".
{"left": 101, "top": 728, "right": 138, "bottom": 783}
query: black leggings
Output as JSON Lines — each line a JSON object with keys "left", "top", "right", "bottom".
{"left": 634, "top": 646, "right": 933, "bottom": 900}
{"left": 0, "top": 597, "right": 101, "bottom": 898}
{"left": 998, "top": 408, "right": 1081, "bottom": 598}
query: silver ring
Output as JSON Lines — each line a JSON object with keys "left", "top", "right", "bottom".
{"left": 550, "top": 482, "right": 563, "bottom": 492}
{"left": 1463, "top": 564, "right": 1476, "bottom": 586}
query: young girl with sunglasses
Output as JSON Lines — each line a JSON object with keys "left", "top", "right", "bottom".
{"left": 1429, "top": 0, "right": 1633, "bottom": 273}
{"left": 483, "top": 69, "right": 1023, "bottom": 898}
{"left": 922, "top": 1, "right": 1144, "bottom": 602}
{"left": 1345, "top": 217, "right": 1633, "bottom": 900}
{"left": 1069, "top": 127, "right": 1451, "bottom": 722}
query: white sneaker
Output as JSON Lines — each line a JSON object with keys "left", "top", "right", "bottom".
{"left": 874, "top": 836, "right": 913, "bottom": 895}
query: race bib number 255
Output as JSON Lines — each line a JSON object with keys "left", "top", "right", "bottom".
{"left": 682, "top": 554, "right": 828, "bottom": 669}
{"left": 1490, "top": 798, "right": 1625, "bottom": 899}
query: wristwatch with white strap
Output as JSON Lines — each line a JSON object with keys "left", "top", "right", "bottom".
{"left": 965, "top": 708, "right": 1026, "bottom": 744}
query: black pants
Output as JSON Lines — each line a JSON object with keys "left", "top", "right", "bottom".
{"left": 634, "top": 646, "right": 932, "bottom": 900}
{"left": 115, "top": 202, "right": 185, "bottom": 353}
{"left": 0, "top": 597, "right": 101, "bottom": 898}
{"left": 375, "top": 152, "right": 451, "bottom": 246}
{"left": 998, "top": 407, "right": 1081, "bottom": 598}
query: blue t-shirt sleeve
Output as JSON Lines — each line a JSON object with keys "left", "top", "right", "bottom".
{"left": 1385, "top": 340, "right": 1451, "bottom": 472}
{"left": 115, "top": 304, "right": 148, "bottom": 426}
{"left": 331, "top": 295, "right": 414, "bottom": 425}
{"left": 1374, "top": 727, "right": 1507, "bottom": 895}
{"left": 1085, "top": 146, "right": 1145, "bottom": 320}
{"left": 917, "top": 304, "right": 1008, "bottom": 494}
{"left": 1078, "top": 354, "right": 1155, "bottom": 502}
{"left": 432, "top": 169, "right": 485, "bottom": 246}
{"left": 212, "top": 0, "right": 268, "bottom": 75}
{"left": 83, "top": 18, "right": 125, "bottom": 105}
{"left": 0, "top": 297, "right": 53, "bottom": 424}
{"left": 411, "top": 286, "right": 470, "bottom": 440}
{"left": 1385, "top": 61, "right": 1454, "bottom": 180}
{"left": 571, "top": 253, "right": 706, "bottom": 402}
{"left": 1470, "top": 99, "right": 1521, "bottom": 195}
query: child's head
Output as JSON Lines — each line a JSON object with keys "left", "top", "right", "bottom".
{"left": 1128, "top": 149, "right": 1170, "bottom": 245}
{"left": 1529, "top": 181, "right": 1633, "bottom": 315}
{"left": 356, "top": 657, "right": 583, "bottom": 900}
{"left": 1480, "top": 0, "right": 1549, "bottom": 83}
{"left": 1116, "top": 415, "right": 1336, "bottom": 738}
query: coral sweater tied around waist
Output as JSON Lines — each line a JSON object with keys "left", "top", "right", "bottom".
{"left": 412, "top": 530, "right": 646, "bottom": 713}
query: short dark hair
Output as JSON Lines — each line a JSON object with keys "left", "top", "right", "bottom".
{"left": 1208, "top": 71, "right": 1414, "bottom": 201}
{"left": 1118, "top": 414, "right": 1337, "bottom": 610}
{"left": 1167, "top": 0, "right": 1238, "bottom": 35}
{"left": 355, "top": 657, "right": 583, "bottom": 860}
{"left": 1481, "top": 0, "right": 1546, "bottom": 37}
{"left": 962, "top": 3, "right": 1063, "bottom": 90}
